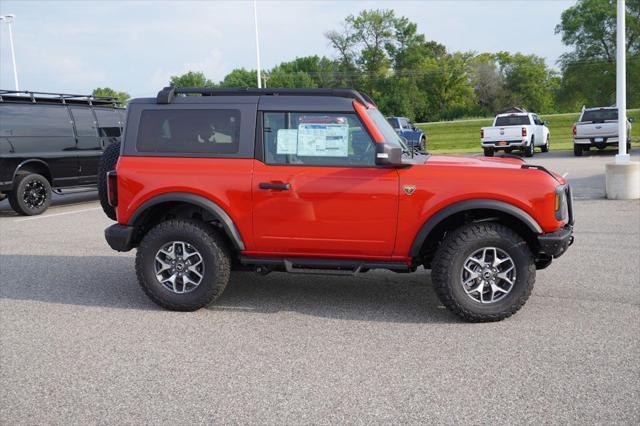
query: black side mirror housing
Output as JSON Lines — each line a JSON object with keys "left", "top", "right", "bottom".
{"left": 375, "top": 142, "right": 404, "bottom": 167}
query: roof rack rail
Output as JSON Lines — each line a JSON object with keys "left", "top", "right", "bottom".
{"left": 0, "top": 89, "right": 119, "bottom": 106}
{"left": 156, "top": 86, "right": 375, "bottom": 107}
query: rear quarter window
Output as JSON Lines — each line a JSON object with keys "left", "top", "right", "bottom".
{"left": 137, "top": 109, "right": 240, "bottom": 154}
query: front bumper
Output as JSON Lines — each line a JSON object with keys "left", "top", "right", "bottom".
{"left": 537, "top": 225, "right": 574, "bottom": 258}
{"left": 105, "top": 224, "right": 135, "bottom": 252}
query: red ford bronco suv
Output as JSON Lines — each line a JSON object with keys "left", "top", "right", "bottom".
{"left": 101, "top": 87, "right": 574, "bottom": 322}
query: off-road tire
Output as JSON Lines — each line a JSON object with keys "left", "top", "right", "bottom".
{"left": 98, "top": 141, "right": 121, "bottom": 221}
{"left": 542, "top": 135, "right": 550, "bottom": 152}
{"left": 8, "top": 173, "right": 52, "bottom": 216}
{"left": 524, "top": 137, "right": 534, "bottom": 157}
{"left": 431, "top": 222, "right": 536, "bottom": 322}
{"left": 573, "top": 144, "right": 583, "bottom": 156}
{"left": 421, "top": 135, "right": 427, "bottom": 152}
{"left": 135, "top": 219, "right": 231, "bottom": 311}
{"left": 483, "top": 148, "right": 494, "bottom": 157}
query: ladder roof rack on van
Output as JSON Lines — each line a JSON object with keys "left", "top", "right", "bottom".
{"left": 0, "top": 90, "right": 120, "bottom": 107}
{"left": 156, "top": 86, "right": 376, "bottom": 107}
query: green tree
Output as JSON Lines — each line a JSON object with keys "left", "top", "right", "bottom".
{"left": 169, "top": 71, "right": 215, "bottom": 88}
{"left": 92, "top": 87, "right": 129, "bottom": 106}
{"left": 218, "top": 68, "right": 257, "bottom": 88}
{"left": 555, "top": 0, "right": 640, "bottom": 108}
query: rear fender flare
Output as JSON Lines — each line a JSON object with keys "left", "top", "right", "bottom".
{"left": 409, "top": 199, "right": 543, "bottom": 257}
{"left": 128, "top": 192, "right": 245, "bottom": 250}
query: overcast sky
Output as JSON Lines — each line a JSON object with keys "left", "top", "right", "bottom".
{"left": 0, "top": 0, "right": 575, "bottom": 98}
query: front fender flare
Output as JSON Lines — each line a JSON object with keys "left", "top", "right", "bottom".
{"left": 128, "top": 192, "right": 245, "bottom": 250}
{"left": 408, "top": 199, "right": 543, "bottom": 257}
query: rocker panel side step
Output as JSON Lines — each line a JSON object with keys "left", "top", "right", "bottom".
{"left": 239, "top": 256, "right": 411, "bottom": 275}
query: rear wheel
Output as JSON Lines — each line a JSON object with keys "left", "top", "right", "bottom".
{"left": 573, "top": 145, "right": 583, "bottom": 156}
{"left": 98, "top": 141, "right": 121, "bottom": 220}
{"left": 431, "top": 223, "right": 535, "bottom": 322}
{"left": 483, "top": 148, "right": 494, "bottom": 157}
{"left": 524, "top": 137, "right": 534, "bottom": 157}
{"left": 135, "top": 219, "right": 231, "bottom": 311}
{"left": 8, "top": 173, "right": 52, "bottom": 216}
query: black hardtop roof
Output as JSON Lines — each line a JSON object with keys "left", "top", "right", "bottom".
{"left": 0, "top": 90, "right": 122, "bottom": 108}
{"left": 155, "top": 86, "right": 375, "bottom": 106}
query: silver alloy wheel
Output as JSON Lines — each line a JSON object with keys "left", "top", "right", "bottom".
{"left": 460, "top": 247, "right": 516, "bottom": 304}
{"left": 154, "top": 241, "right": 205, "bottom": 294}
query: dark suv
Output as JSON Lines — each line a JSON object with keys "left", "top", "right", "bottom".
{"left": 0, "top": 90, "right": 124, "bottom": 215}
{"left": 101, "top": 87, "right": 574, "bottom": 322}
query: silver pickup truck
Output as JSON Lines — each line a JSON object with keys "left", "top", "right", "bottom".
{"left": 573, "top": 107, "right": 633, "bottom": 156}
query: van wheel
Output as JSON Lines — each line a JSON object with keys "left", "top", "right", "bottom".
{"left": 524, "top": 137, "right": 534, "bottom": 157}
{"left": 98, "top": 141, "right": 121, "bottom": 220}
{"left": 573, "top": 145, "right": 583, "bottom": 156}
{"left": 542, "top": 135, "right": 550, "bottom": 152}
{"left": 483, "top": 148, "right": 494, "bottom": 157}
{"left": 8, "top": 173, "right": 52, "bottom": 216}
{"left": 431, "top": 223, "right": 535, "bottom": 322}
{"left": 135, "top": 219, "right": 231, "bottom": 311}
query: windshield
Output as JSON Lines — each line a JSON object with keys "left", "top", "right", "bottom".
{"left": 367, "top": 108, "right": 409, "bottom": 153}
{"left": 386, "top": 117, "right": 399, "bottom": 129}
{"left": 495, "top": 115, "right": 530, "bottom": 126}
{"left": 581, "top": 109, "right": 618, "bottom": 123}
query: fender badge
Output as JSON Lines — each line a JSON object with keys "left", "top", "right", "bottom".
{"left": 403, "top": 185, "right": 416, "bottom": 195}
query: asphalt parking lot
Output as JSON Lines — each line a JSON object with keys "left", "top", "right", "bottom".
{"left": 1, "top": 149, "right": 639, "bottom": 424}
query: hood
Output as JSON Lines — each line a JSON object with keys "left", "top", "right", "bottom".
{"left": 425, "top": 154, "right": 525, "bottom": 170}
{"left": 421, "top": 155, "right": 566, "bottom": 184}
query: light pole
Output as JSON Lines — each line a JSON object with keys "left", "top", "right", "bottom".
{"left": 615, "top": 0, "right": 628, "bottom": 163}
{"left": 0, "top": 14, "right": 19, "bottom": 91}
{"left": 605, "top": 0, "right": 639, "bottom": 200}
{"left": 253, "top": 1, "right": 262, "bottom": 88}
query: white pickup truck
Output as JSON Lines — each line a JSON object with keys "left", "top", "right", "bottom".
{"left": 573, "top": 107, "right": 633, "bottom": 156}
{"left": 480, "top": 112, "right": 550, "bottom": 157}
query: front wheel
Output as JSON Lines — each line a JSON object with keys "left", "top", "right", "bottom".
{"left": 8, "top": 173, "right": 52, "bottom": 216}
{"left": 542, "top": 135, "right": 550, "bottom": 152}
{"left": 431, "top": 223, "right": 535, "bottom": 322}
{"left": 135, "top": 219, "right": 231, "bottom": 311}
{"left": 420, "top": 135, "right": 427, "bottom": 152}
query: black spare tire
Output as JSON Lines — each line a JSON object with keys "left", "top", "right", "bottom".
{"left": 98, "top": 141, "right": 121, "bottom": 221}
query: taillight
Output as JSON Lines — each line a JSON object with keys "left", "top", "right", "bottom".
{"left": 572, "top": 124, "right": 576, "bottom": 137}
{"left": 521, "top": 127, "right": 527, "bottom": 137}
{"left": 480, "top": 129, "right": 484, "bottom": 138}
{"left": 107, "top": 171, "right": 118, "bottom": 207}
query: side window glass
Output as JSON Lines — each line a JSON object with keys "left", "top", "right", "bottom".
{"left": 94, "top": 108, "right": 122, "bottom": 137}
{"left": 71, "top": 108, "right": 97, "bottom": 137}
{"left": 137, "top": 109, "right": 240, "bottom": 155}
{"left": 263, "top": 112, "right": 375, "bottom": 166}
{"left": 0, "top": 105, "right": 73, "bottom": 137}
{"left": 400, "top": 118, "right": 409, "bottom": 129}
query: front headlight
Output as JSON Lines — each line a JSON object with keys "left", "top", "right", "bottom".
{"left": 554, "top": 185, "right": 569, "bottom": 222}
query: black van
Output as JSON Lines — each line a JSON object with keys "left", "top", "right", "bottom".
{"left": 0, "top": 90, "right": 124, "bottom": 215}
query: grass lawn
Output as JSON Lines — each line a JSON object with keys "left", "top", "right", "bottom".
{"left": 417, "top": 110, "right": 640, "bottom": 154}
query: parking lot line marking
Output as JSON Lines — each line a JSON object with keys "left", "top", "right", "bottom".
{"left": 14, "top": 207, "right": 102, "bottom": 222}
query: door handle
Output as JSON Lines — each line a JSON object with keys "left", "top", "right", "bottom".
{"left": 259, "top": 182, "right": 290, "bottom": 191}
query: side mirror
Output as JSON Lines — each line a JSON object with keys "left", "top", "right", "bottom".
{"left": 375, "top": 142, "right": 403, "bottom": 167}
{"left": 629, "top": 117, "right": 635, "bottom": 123}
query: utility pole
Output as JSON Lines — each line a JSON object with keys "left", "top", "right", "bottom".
{"left": 0, "top": 14, "right": 19, "bottom": 91}
{"left": 253, "top": 1, "right": 262, "bottom": 88}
